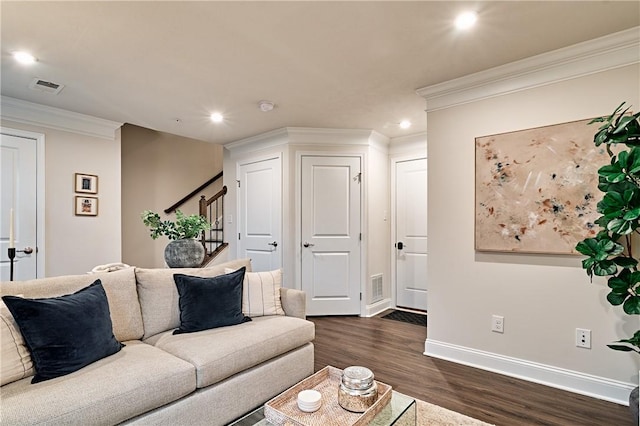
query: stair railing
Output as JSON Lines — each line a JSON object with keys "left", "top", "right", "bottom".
{"left": 164, "top": 171, "right": 223, "bottom": 214}
{"left": 199, "top": 186, "right": 228, "bottom": 263}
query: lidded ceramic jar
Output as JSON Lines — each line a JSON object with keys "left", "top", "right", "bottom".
{"left": 338, "top": 366, "right": 378, "bottom": 412}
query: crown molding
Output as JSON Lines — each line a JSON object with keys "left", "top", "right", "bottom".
{"left": 0, "top": 96, "right": 122, "bottom": 140}
{"left": 417, "top": 27, "right": 640, "bottom": 112}
{"left": 223, "top": 127, "right": 290, "bottom": 155}
{"left": 286, "top": 127, "right": 377, "bottom": 145}
{"left": 389, "top": 132, "right": 427, "bottom": 156}
{"left": 224, "top": 127, "right": 389, "bottom": 155}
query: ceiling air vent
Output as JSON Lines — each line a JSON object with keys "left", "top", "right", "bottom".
{"left": 29, "top": 78, "right": 64, "bottom": 95}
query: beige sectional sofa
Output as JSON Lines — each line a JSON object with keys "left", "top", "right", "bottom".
{"left": 0, "top": 258, "right": 315, "bottom": 425}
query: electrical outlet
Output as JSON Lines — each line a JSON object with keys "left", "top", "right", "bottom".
{"left": 491, "top": 315, "right": 504, "bottom": 333}
{"left": 576, "top": 328, "right": 591, "bottom": 349}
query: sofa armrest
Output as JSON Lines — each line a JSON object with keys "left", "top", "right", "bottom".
{"left": 280, "top": 288, "right": 307, "bottom": 319}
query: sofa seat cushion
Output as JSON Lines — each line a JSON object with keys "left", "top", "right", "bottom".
{"left": 147, "top": 316, "right": 315, "bottom": 389}
{"left": 0, "top": 341, "right": 196, "bottom": 426}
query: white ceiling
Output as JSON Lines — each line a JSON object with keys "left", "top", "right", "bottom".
{"left": 1, "top": 1, "right": 639, "bottom": 145}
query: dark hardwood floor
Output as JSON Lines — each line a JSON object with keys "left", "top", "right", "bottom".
{"left": 308, "top": 314, "right": 634, "bottom": 426}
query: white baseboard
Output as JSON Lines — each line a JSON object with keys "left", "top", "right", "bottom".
{"left": 425, "top": 339, "right": 635, "bottom": 406}
{"left": 364, "top": 298, "right": 392, "bottom": 317}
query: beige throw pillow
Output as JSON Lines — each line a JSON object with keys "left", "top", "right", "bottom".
{"left": 1, "top": 299, "right": 34, "bottom": 385}
{"left": 225, "top": 268, "right": 285, "bottom": 317}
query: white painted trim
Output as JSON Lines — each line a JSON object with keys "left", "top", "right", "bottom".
{"left": 225, "top": 127, "right": 386, "bottom": 155}
{"left": 0, "top": 96, "right": 122, "bottom": 140}
{"left": 0, "top": 127, "right": 46, "bottom": 278}
{"left": 417, "top": 27, "right": 640, "bottom": 111}
{"left": 389, "top": 132, "right": 427, "bottom": 156}
{"left": 224, "top": 128, "right": 290, "bottom": 156}
{"left": 367, "top": 131, "right": 390, "bottom": 154}
{"left": 364, "top": 298, "right": 392, "bottom": 317}
{"left": 425, "top": 339, "right": 636, "bottom": 405}
{"left": 287, "top": 127, "right": 377, "bottom": 146}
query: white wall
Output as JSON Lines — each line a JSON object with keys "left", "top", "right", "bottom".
{"left": 1, "top": 119, "right": 122, "bottom": 277}
{"left": 425, "top": 63, "right": 640, "bottom": 402}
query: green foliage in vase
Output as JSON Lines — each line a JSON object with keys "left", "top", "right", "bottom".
{"left": 575, "top": 102, "right": 640, "bottom": 355}
{"left": 141, "top": 209, "right": 210, "bottom": 241}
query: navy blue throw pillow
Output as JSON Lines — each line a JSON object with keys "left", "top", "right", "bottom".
{"left": 1, "top": 280, "right": 123, "bottom": 383}
{"left": 173, "top": 267, "right": 251, "bottom": 334}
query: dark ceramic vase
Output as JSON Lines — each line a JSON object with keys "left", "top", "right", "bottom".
{"left": 164, "top": 239, "right": 205, "bottom": 268}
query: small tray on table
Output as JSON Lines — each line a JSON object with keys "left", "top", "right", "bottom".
{"left": 264, "top": 365, "right": 392, "bottom": 426}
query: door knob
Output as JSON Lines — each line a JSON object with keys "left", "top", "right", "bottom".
{"left": 303, "top": 242, "right": 315, "bottom": 248}
{"left": 267, "top": 241, "right": 278, "bottom": 247}
{"left": 397, "top": 242, "right": 404, "bottom": 250}
{"left": 18, "top": 247, "right": 34, "bottom": 254}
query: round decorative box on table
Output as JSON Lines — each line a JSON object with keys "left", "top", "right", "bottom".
{"left": 338, "top": 366, "right": 378, "bottom": 413}
{"left": 297, "top": 389, "right": 322, "bottom": 413}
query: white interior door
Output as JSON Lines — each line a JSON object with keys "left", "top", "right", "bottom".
{"left": 1, "top": 133, "right": 38, "bottom": 281}
{"left": 301, "top": 155, "right": 361, "bottom": 316}
{"left": 395, "top": 158, "right": 428, "bottom": 311}
{"left": 238, "top": 156, "right": 282, "bottom": 272}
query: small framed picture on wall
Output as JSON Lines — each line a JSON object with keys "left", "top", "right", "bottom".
{"left": 75, "top": 173, "right": 98, "bottom": 194}
{"left": 75, "top": 196, "right": 98, "bottom": 216}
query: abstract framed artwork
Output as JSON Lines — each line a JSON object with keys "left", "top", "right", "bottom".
{"left": 75, "top": 173, "right": 98, "bottom": 194}
{"left": 475, "top": 118, "right": 608, "bottom": 255}
{"left": 75, "top": 196, "right": 98, "bottom": 216}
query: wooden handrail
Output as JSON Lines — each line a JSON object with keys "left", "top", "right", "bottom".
{"left": 164, "top": 171, "right": 223, "bottom": 214}
{"left": 199, "top": 185, "right": 228, "bottom": 207}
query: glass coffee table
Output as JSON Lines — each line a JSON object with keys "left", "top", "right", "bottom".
{"left": 228, "top": 390, "right": 416, "bottom": 426}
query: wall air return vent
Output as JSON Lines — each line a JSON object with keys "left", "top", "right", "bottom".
{"left": 371, "top": 274, "right": 383, "bottom": 303}
{"left": 29, "top": 78, "right": 64, "bottom": 95}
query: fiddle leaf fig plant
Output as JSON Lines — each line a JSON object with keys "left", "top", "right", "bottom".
{"left": 575, "top": 102, "right": 640, "bottom": 355}
{"left": 141, "top": 209, "right": 210, "bottom": 241}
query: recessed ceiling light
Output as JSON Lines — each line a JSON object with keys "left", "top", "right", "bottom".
{"left": 400, "top": 120, "right": 411, "bottom": 129}
{"left": 12, "top": 51, "right": 37, "bottom": 65}
{"left": 455, "top": 11, "right": 477, "bottom": 30}
{"left": 210, "top": 112, "right": 224, "bottom": 123}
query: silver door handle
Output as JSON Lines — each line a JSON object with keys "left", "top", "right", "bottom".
{"left": 303, "top": 242, "right": 315, "bottom": 248}
{"left": 267, "top": 241, "right": 278, "bottom": 247}
{"left": 18, "top": 247, "right": 34, "bottom": 254}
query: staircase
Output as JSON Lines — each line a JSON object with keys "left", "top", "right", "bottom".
{"left": 164, "top": 172, "right": 227, "bottom": 266}
{"left": 199, "top": 186, "right": 228, "bottom": 265}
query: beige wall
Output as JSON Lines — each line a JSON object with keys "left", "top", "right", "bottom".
{"left": 1, "top": 119, "right": 122, "bottom": 277}
{"left": 121, "top": 124, "right": 223, "bottom": 268}
{"left": 426, "top": 64, "right": 640, "bottom": 386}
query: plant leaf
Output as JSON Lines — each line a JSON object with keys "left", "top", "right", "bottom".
{"left": 606, "top": 291, "right": 627, "bottom": 305}
{"left": 613, "top": 256, "right": 638, "bottom": 268}
{"left": 606, "top": 344, "right": 636, "bottom": 352}
{"left": 623, "top": 296, "right": 640, "bottom": 315}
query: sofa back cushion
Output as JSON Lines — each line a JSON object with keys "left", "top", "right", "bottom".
{"left": 0, "top": 267, "right": 143, "bottom": 342}
{"left": 136, "top": 258, "right": 252, "bottom": 339}
{"left": 1, "top": 300, "right": 34, "bottom": 385}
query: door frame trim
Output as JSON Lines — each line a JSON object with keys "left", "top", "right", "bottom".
{"left": 296, "top": 152, "right": 365, "bottom": 316}
{"left": 1, "top": 127, "right": 46, "bottom": 278}
{"left": 390, "top": 154, "right": 427, "bottom": 309}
